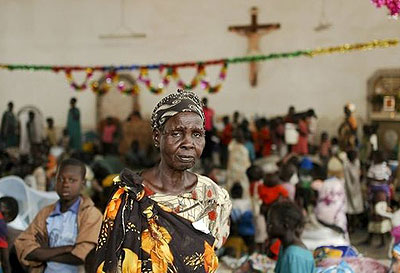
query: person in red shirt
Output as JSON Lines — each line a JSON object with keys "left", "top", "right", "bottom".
{"left": 253, "top": 118, "right": 272, "bottom": 158}
{"left": 258, "top": 164, "right": 289, "bottom": 207}
{"left": 292, "top": 115, "right": 309, "bottom": 155}
{"left": 220, "top": 116, "right": 233, "bottom": 168}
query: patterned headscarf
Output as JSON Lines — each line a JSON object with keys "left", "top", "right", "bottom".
{"left": 151, "top": 89, "right": 205, "bottom": 130}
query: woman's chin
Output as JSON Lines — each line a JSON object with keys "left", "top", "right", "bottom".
{"left": 175, "top": 161, "right": 195, "bottom": 171}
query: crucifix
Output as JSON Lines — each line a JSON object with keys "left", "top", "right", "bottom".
{"left": 229, "top": 7, "right": 280, "bottom": 87}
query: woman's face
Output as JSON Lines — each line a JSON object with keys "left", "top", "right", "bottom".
{"left": 155, "top": 112, "right": 205, "bottom": 171}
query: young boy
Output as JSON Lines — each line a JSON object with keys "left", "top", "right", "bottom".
{"left": 15, "top": 158, "right": 103, "bottom": 273}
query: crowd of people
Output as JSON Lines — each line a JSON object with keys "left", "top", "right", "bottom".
{"left": 0, "top": 92, "right": 398, "bottom": 272}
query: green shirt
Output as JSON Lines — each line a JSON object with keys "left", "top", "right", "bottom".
{"left": 275, "top": 245, "right": 315, "bottom": 273}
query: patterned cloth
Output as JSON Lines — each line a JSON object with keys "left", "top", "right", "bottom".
{"left": 151, "top": 89, "right": 205, "bottom": 130}
{"left": 367, "top": 162, "right": 392, "bottom": 181}
{"left": 94, "top": 169, "right": 231, "bottom": 273}
{"left": 317, "top": 257, "right": 388, "bottom": 273}
{"left": 314, "top": 177, "right": 347, "bottom": 233}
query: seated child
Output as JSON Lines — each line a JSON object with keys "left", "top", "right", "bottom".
{"left": 0, "top": 197, "right": 13, "bottom": 273}
{"left": 0, "top": 196, "right": 20, "bottom": 273}
{"left": 258, "top": 163, "right": 289, "bottom": 208}
{"left": 230, "top": 183, "right": 255, "bottom": 252}
{"left": 365, "top": 190, "right": 392, "bottom": 248}
{"left": 266, "top": 201, "right": 315, "bottom": 273}
{"left": 15, "top": 158, "right": 103, "bottom": 273}
{"left": 279, "top": 163, "right": 298, "bottom": 201}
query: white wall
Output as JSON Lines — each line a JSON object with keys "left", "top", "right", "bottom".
{"left": 1, "top": 0, "right": 399, "bottom": 136}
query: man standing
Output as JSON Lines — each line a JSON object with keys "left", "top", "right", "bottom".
{"left": 1, "top": 102, "right": 18, "bottom": 148}
{"left": 67, "top": 98, "right": 82, "bottom": 151}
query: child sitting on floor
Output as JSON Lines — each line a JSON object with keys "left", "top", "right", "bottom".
{"left": 266, "top": 201, "right": 315, "bottom": 273}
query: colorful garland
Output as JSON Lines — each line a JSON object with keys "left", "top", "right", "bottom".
{"left": 0, "top": 38, "right": 398, "bottom": 95}
{"left": 200, "top": 62, "right": 228, "bottom": 93}
{"left": 372, "top": 0, "right": 400, "bottom": 17}
{"left": 65, "top": 68, "right": 93, "bottom": 91}
{"left": 138, "top": 67, "right": 172, "bottom": 94}
{"left": 91, "top": 71, "right": 140, "bottom": 95}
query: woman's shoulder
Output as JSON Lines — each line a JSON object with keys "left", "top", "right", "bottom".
{"left": 284, "top": 245, "right": 314, "bottom": 260}
{"left": 195, "top": 174, "right": 231, "bottom": 204}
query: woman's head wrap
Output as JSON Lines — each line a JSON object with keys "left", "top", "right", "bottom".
{"left": 151, "top": 89, "right": 205, "bottom": 130}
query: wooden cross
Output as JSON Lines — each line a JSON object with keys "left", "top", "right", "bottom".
{"left": 229, "top": 7, "right": 280, "bottom": 87}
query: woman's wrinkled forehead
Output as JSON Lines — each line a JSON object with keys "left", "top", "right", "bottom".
{"left": 162, "top": 112, "right": 205, "bottom": 132}
{"left": 151, "top": 89, "right": 205, "bottom": 130}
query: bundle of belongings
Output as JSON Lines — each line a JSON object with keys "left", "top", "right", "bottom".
{"left": 314, "top": 245, "right": 388, "bottom": 273}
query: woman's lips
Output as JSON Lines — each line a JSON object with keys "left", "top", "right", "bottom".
{"left": 177, "top": 155, "right": 195, "bottom": 163}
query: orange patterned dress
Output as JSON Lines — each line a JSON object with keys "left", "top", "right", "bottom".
{"left": 94, "top": 169, "right": 231, "bottom": 273}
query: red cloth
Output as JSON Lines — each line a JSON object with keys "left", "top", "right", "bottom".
{"left": 270, "top": 239, "right": 281, "bottom": 261}
{"left": 102, "top": 124, "right": 116, "bottom": 143}
{"left": 253, "top": 128, "right": 272, "bottom": 156}
{"left": 258, "top": 184, "right": 289, "bottom": 205}
{"left": 203, "top": 107, "right": 214, "bottom": 131}
{"left": 320, "top": 140, "right": 331, "bottom": 158}
{"left": 221, "top": 124, "right": 233, "bottom": 145}
{"left": 0, "top": 212, "right": 8, "bottom": 249}
{"left": 292, "top": 120, "right": 308, "bottom": 155}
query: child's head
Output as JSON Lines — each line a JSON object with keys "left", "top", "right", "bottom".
{"left": 63, "top": 128, "right": 69, "bottom": 136}
{"left": 70, "top": 97, "right": 77, "bottom": 107}
{"left": 28, "top": 111, "right": 35, "bottom": 121}
{"left": 7, "top": 102, "right": 13, "bottom": 111}
{"left": 233, "top": 128, "right": 245, "bottom": 144}
{"left": 246, "top": 165, "right": 263, "bottom": 182}
{"left": 280, "top": 163, "right": 297, "bottom": 182}
{"left": 233, "top": 111, "right": 240, "bottom": 122}
{"left": 321, "top": 131, "right": 329, "bottom": 142}
{"left": 56, "top": 158, "right": 86, "bottom": 202}
{"left": 222, "top": 116, "right": 230, "bottom": 126}
{"left": 0, "top": 196, "right": 18, "bottom": 223}
{"left": 373, "top": 150, "right": 386, "bottom": 164}
{"left": 106, "top": 116, "right": 113, "bottom": 125}
{"left": 267, "top": 201, "right": 305, "bottom": 240}
{"left": 265, "top": 173, "right": 280, "bottom": 187}
{"left": 263, "top": 163, "right": 280, "bottom": 186}
{"left": 230, "top": 183, "right": 243, "bottom": 199}
{"left": 346, "top": 150, "right": 358, "bottom": 163}
{"left": 46, "top": 117, "right": 54, "bottom": 128}
{"left": 288, "top": 106, "right": 295, "bottom": 116}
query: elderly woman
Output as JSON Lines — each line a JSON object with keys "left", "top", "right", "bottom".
{"left": 94, "top": 90, "right": 232, "bottom": 273}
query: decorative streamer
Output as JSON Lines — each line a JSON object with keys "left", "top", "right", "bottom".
{"left": 65, "top": 68, "right": 94, "bottom": 91}
{"left": 138, "top": 66, "right": 172, "bottom": 94}
{"left": 200, "top": 62, "right": 228, "bottom": 94}
{"left": 0, "top": 38, "right": 398, "bottom": 94}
